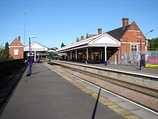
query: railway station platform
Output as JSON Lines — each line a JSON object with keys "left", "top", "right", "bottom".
{"left": 0, "top": 62, "right": 122, "bottom": 119}
{"left": 0, "top": 62, "right": 157, "bottom": 119}
{"left": 52, "top": 60, "right": 158, "bottom": 78}
{"left": 92, "top": 63, "right": 158, "bottom": 77}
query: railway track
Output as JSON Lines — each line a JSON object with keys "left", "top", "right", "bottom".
{"left": 58, "top": 64, "right": 158, "bottom": 98}
{"left": 48, "top": 62, "right": 158, "bottom": 111}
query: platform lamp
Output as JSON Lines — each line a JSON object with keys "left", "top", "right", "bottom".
{"left": 136, "top": 29, "right": 153, "bottom": 70}
{"left": 28, "top": 35, "right": 36, "bottom": 76}
{"left": 145, "top": 29, "right": 154, "bottom": 37}
{"left": 145, "top": 29, "right": 154, "bottom": 50}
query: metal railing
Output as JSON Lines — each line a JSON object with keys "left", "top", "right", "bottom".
{"left": 122, "top": 51, "right": 158, "bottom": 67}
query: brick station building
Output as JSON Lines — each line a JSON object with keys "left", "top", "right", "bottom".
{"left": 9, "top": 37, "right": 49, "bottom": 61}
{"left": 57, "top": 18, "right": 147, "bottom": 65}
{"left": 9, "top": 36, "right": 24, "bottom": 59}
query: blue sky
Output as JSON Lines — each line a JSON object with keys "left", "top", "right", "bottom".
{"left": 0, "top": 0, "right": 157, "bottom": 48}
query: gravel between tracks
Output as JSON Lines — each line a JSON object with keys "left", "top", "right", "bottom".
{"left": 54, "top": 65, "right": 158, "bottom": 111}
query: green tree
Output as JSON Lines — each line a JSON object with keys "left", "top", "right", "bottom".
{"left": 61, "top": 42, "right": 65, "bottom": 48}
{"left": 148, "top": 38, "right": 158, "bottom": 50}
{"left": 54, "top": 47, "right": 58, "bottom": 50}
{"left": 48, "top": 47, "right": 58, "bottom": 51}
{"left": 0, "top": 42, "right": 12, "bottom": 61}
{"left": 47, "top": 53, "right": 58, "bottom": 59}
{"left": 5, "top": 42, "right": 9, "bottom": 59}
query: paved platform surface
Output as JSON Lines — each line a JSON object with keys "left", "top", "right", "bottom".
{"left": 0, "top": 63, "right": 123, "bottom": 119}
{"left": 92, "top": 63, "right": 158, "bottom": 76}
{"left": 50, "top": 60, "right": 158, "bottom": 77}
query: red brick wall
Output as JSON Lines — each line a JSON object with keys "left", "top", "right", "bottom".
{"left": 110, "top": 22, "right": 146, "bottom": 64}
{"left": 121, "top": 22, "right": 146, "bottom": 52}
{"left": 9, "top": 47, "right": 24, "bottom": 59}
{"left": 9, "top": 38, "right": 24, "bottom": 59}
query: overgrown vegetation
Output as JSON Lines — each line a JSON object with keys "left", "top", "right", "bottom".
{"left": 87, "top": 92, "right": 92, "bottom": 96}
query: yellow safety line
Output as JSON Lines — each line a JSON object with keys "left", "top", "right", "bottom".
{"left": 43, "top": 63, "right": 141, "bottom": 119}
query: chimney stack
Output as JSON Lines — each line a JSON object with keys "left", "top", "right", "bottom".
{"left": 81, "top": 36, "right": 84, "bottom": 40}
{"left": 122, "top": 18, "right": 129, "bottom": 27}
{"left": 98, "top": 28, "right": 102, "bottom": 35}
{"left": 18, "top": 36, "right": 20, "bottom": 41}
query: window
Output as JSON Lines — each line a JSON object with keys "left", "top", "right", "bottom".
{"left": 14, "top": 49, "right": 19, "bottom": 55}
{"left": 131, "top": 45, "right": 137, "bottom": 52}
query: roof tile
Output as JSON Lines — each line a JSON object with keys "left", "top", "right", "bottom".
{"left": 107, "top": 25, "right": 131, "bottom": 41}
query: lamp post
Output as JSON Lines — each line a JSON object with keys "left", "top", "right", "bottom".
{"left": 145, "top": 29, "right": 154, "bottom": 36}
{"left": 136, "top": 29, "right": 153, "bottom": 70}
{"left": 145, "top": 29, "right": 154, "bottom": 50}
{"left": 23, "top": 12, "right": 26, "bottom": 46}
{"left": 136, "top": 36, "right": 142, "bottom": 70}
{"left": 28, "top": 35, "right": 36, "bottom": 75}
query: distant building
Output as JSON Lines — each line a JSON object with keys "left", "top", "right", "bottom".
{"left": 9, "top": 36, "right": 24, "bottom": 59}
{"left": 9, "top": 38, "right": 51, "bottom": 61}
{"left": 24, "top": 41, "right": 48, "bottom": 61}
{"left": 57, "top": 18, "right": 146, "bottom": 64}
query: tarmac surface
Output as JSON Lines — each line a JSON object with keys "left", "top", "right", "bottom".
{"left": 0, "top": 62, "right": 123, "bottom": 119}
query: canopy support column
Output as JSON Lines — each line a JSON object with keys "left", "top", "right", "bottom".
{"left": 75, "top": 50, "right": 77, "bottom": 61}
{"left": 70, "top": 51, "right": 72, "bottom": 60}
{"left": 104, "top": 46, "right": 107, "bottom": 65}
{"left": 100, "top": 50, "right": 103, "bottom": 62}
{"left": 34, "top": 51, "right": 36, "bottom": 62}
{"left": 91, "top": 51, "right": 94, "bottom": 60}
{"left": 86, "top": 48, "right": 88, "bottom": 63}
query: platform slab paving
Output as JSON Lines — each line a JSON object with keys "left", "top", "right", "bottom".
{"left": 0, "top": 63, "right": 122, "bottom": 119}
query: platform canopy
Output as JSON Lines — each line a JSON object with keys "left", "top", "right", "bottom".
{"left": 57, "top": 33, "right": 120, "bottom": 52}
{"left": 24, "top": 41, "right": 48, "bottom": 52}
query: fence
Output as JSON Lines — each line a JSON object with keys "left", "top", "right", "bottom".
{"left": 122, "top": 51, "right": 158, "bottom": 67}
{"left": 0, "top": 59, "right": 26, "bottom": 80}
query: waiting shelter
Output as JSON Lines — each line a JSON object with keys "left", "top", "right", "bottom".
{"left": 24, "top": 41, "right": 48, "bottom": 61}
{"left": 57, "top": 32, "right": 120, "bottom": 64}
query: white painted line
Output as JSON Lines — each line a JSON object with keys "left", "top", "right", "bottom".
{"left": 53, "top": 60, "right": 158, "bottom": 79}
{"left": 48, "top": 62, "right": 158, "bottom": 115}
{"left": 68, "top": 72, "right": 158, "bottom": 115}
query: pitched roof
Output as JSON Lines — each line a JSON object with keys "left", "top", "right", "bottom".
{"left": 32, "top": 41, "right": 48, "bottom": 48}
{"left": 24, "top": 41, "right": 48, "bottom": 51}
{"left": 86, "top": 33, "right": 97, "bottom": 38}
{"left": 57, "top": 33, "right": 120, "bottom": 52}
{"left": 9, "top": 38, "right": 24, "bottom": 46}
{"left": 107, "top": 24, "right": 131, "bottom": 41}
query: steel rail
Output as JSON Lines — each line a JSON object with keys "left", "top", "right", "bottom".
{"left": 52, "top": 63, "right": 158, "bottom": 98}
{"left": 48, "top": 62, "right": 158, "bottom": 112}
